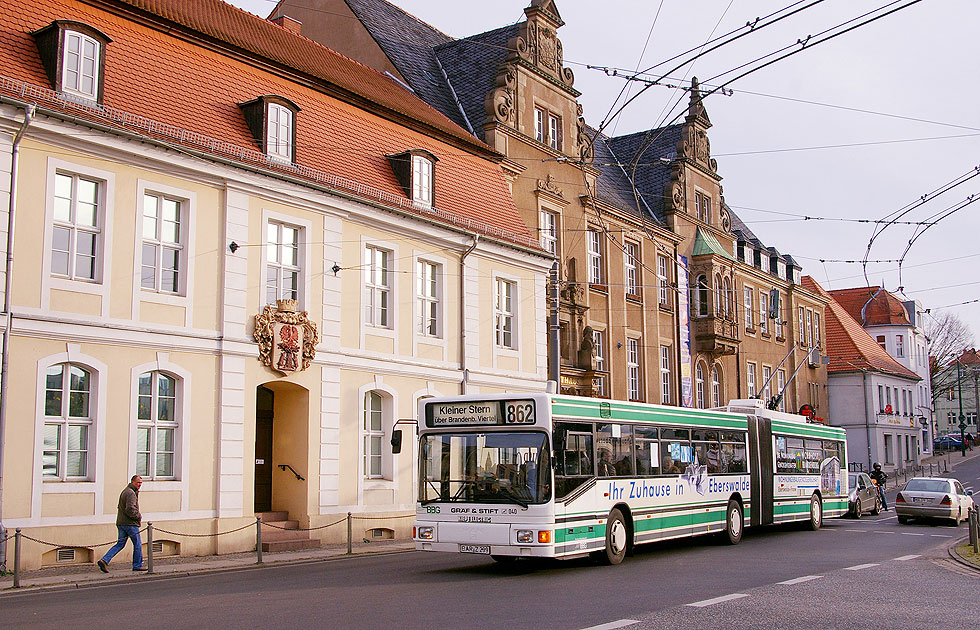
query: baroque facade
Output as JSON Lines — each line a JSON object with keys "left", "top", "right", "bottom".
{"left": 0, "top": 0, "right": 551, "bottom": 569}
{"left": 274, "top": 0, "right": 830, "bottom": 415}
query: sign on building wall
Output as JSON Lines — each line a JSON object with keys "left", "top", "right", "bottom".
{"left": 678, "top": 255, "right": 693, "bottom": 407}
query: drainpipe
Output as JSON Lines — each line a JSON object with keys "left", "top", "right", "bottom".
{"left": 459, "top": 235, "right": 479, "bottom": 394}
{"left": 862, "top": 371, "right": 873, "bottom": 470}
{"left": 0, "top": 104, "right": 35, "bottom": 572}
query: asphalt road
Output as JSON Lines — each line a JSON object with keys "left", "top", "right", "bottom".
{"left": 4, "top": 457, "right": 978, "bottom": 630}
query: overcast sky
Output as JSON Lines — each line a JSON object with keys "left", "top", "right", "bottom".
{"left": 229, "top": 0, "right": 980, "bottom": 346}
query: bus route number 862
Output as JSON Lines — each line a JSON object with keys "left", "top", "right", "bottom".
{"left": 504, "top": 400, "right": 535, "bottom": 424}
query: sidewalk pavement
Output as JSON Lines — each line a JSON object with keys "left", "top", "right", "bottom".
{"left": 0, "top": 538, "right": 416, "bottom": 594}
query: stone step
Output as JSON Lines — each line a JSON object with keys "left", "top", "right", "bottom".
{"left": 260, "top": 519, "right": 299, "bottom": 531}
{"left": 261, "top": 528, "right": 311, "bottom": 542}
{"left": 257, "top": 511, "right": 289, "bottom": 522}
{"left": 262, "top": 538, "right": 320, "bottom": 552}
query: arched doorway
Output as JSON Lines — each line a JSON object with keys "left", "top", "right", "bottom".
{"left": 254, "top": 382, "right": 310, "bottom": 516}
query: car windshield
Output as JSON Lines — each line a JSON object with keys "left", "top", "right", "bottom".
{"left": 904, "top": 479, "right": 951, "bottom": 493}
{"left": 419, "top": 431, "right": 551, "bottom": 505}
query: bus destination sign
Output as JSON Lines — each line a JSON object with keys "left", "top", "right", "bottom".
{"left": 427, "top": 400, "right": 535, "bottom": 427}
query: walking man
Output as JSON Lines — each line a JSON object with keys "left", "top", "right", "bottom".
{"left": 98, "top": 475, "right": 146, "bottom": 572}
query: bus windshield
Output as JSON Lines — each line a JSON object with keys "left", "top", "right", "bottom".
{"left": 419, "top": 432, "right": 551, "bottom": 506}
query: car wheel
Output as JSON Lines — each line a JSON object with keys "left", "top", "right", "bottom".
{"left": 807, "top": 495, "right": 822, "bottom": 531}
{"left": 897, "top": 515, "right": 910, "bottom": 524}
{"left": 871, "top": 496, "right": 881, "bottom": 515}
{"left": 723, "top": 499, "right": 743, "bottom": 545}
{"left": 853, "top": 498, "right": 862, "bottom": 519}
{"left": 601, "top": 508, "right": 629, "bottom": 565}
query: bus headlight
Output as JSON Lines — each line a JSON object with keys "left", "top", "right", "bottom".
{"left": 417, "top": 526, "right": 434, "bottom": 540}
{"left": 517, "top": 530, "right": 534, "bottom": 544}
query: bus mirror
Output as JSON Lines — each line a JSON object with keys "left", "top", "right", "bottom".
{"left": 391, "top": 429, "right": 403, "bottom": 454}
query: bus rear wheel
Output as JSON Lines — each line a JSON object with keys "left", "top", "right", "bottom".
{"left": 601, "top": 508, "right": 629, "bottom": 565}
{"left": 724, "top": 499, "right": 743, "bottom": 545}
{"left": 807, "top": 495, "right": 822, "bottom": 531}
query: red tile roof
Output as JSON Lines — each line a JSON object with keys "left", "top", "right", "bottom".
{"left": 828, "top": 287, "right": 911, "bottom": 327}
{"left": 956, "top": 348, "right": 980, "bottom": 366}
{"left": 0, "top": 0, "right": 538, "bottom": 249}
{"left": 803, "top": 277, "right": 920, "bottom": 380}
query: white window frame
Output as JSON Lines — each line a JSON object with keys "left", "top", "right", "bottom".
{"left": 364, "top": 391, "right": 385, "bottom": 479}
{"left": 627, "top": 337, "right": 641, "bottom": 401}
{"left": 658, "top": 255, "right": 670, "bottom": 306}
{"left": 744, "top": 286, "right": 754, "bottom": 328}
{"left": 140, "top": 191, "right": 185, "bottom": 295}
{"left": 134, "top": 371, "right": 180, "bottom": 480}
{"left": 265, "top": 219, "right": 303, "bottom": 306}
{"left": 777, "top": 369, "right": 786, "bottom": 411}
{"left": 412, "top": 154, "right": 434, "bottom": 208}
{"left": 696, "top": 275, "right": 709, "bottom": 317}
{"left": 747, "top": 362, "right": 757, "bottom": 398}
{"left": 587, "top": 229, "right": 604, "bottom": 285}
{"left": 416, "top": 259, "right": 442, "bottom": 338}
{"left": 364, "top": 245, "right": 393, "bottom": 328}
{"left": 806, "top": 309, "right": 813, "bottom": 347}
{"left": 800, "top": 306, "right": 807, "bottom": 344}
{"left": 50, "top": 171, "right": 103, "bottom": 283}
{"left": 495, "top": 277, "right": 517, "bottom": 349}
{"left": 762, "top": 365, "right": 772, "bottom": 402}
{"left": 593, "top": 328, "right": 605, "bottom": 373}
{"left": 813, "top": 313, "right": 821, "bottom": 347}
{"left": 759, "top": 290, "right": 769, "bottom": 334}
{"left": 128, "top": 358, "right": 191, "bottom": 495}
{"left": 534, "top": 107, "right": 545, "bottom": 143}
{"left": 774, "top": 296, "right": 783, "bottom": 338}
{"left": 694, "top": 190, "right": 711, "bottom": 223}
{"left": 660, "top": 345, "right": 672, "bottom": 405}
{"left": 266, "top": 102, "right": 293, "bottom": 161}
{"left": 548, "top": 113, "right": 561, "bottom": 150}
{"left": 695, "top": 362, "right": 705, "bottom": 409}
{"left": 896, "top": 334, "right": 904, "bottom": 358}
{"left": 624, "top": 241, "right": 639, "bottom": 296}
{"left": 61, "top": 31, "right": 100, "bottom": 100}
{"left": 539, "top": 210, "right": 558, "bottom": 255}
{"left": 41, "top": 362, "right": 94, "bottom": 481}
{"left": 712, "top": 366, "right": 722, "bottom": 408}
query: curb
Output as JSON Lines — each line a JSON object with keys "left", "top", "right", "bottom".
{"left": 946, "top": 536, "right": 980, "bottom": 574}
{"left": 0, "top": 546, "right": 415, "bottom": 597}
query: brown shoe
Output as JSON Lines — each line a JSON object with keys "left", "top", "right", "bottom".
{"left": 132, "top": 565, "right": 148, "bottom": 571}
{"left": 97, "top": 559, "right": 108, "bottom": 573}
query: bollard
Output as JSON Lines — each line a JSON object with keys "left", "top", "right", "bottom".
{"left": 973, "top": 509, "right": 979, "bottom": 554}
{"left": 13, "top": 528, "right": 21, "bottom": 588}
{"left": 256, "top": 516, "right": 263, "bottom": 564}
{"left": 347, "top": 512, "right": 352, "bottom": 555}
{"left": 147, "top": 522, "right": 154, "bottom": 574}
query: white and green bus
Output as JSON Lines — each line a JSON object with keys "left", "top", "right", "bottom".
{"left": 414, "top": 393, "right": 847, "bottom": 564}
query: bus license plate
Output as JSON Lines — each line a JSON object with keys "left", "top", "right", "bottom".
{"left": 459, "top": 544, "right": 490, "bottom": 554}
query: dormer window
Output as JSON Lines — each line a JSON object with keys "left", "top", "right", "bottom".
{"left": 387, "top": 149, "right": 438, "bottom": 208}
{"left": 238, "top": 96, "right": 300, "bottom": 163}
{"left": 32, "top": 21, "right": 111, "bottom": 104}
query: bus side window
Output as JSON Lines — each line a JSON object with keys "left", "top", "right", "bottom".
{"left": 634, "top": 426, "right": 659, "bottom": 476}
{"left": 554, "top": 422, "right": 593, "bottom": 498}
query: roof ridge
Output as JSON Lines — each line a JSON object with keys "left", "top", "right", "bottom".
{"left": 434, "top": 22, "right": 519, "bottom": 50}
{"left": 346, "top": 0, "right": 454, "bottom": 41}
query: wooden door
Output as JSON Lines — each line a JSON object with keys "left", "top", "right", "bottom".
{"left": 254, "top": 386, "right": 274, "bottom": 513}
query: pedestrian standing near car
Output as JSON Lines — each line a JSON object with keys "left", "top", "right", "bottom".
{"left": 97, "top": 475, "right": 146, "bottom": 572}
{"left": 869, "top": 463, "right": 889, "bottom": 511}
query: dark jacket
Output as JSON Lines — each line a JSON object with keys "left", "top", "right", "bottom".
{"left": 869, "top": 469, "right": 888, "bottom": 489}
{"left": 116, "top": 483, "right": 141, "bottom": 526}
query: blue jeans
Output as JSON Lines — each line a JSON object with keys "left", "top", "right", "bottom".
{"left": 877, "top": 485, "right": 888, "bottom": 510}
{"left": 101, "top": 525, "right": 143, "bottom": 569}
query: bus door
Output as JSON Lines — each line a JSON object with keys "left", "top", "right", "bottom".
{"left": 747, "top": 416, "right": 774, "bottom": 526}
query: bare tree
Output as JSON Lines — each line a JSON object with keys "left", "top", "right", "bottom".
{"left": 926, "top": 311, "right": 976, "bottom": 404}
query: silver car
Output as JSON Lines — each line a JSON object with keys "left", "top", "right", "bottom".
{"left": 895, "top": 477, "right": 975, "bottom": 525}
{"left": 847, "top": 472, "right": 881, "bottom": 518}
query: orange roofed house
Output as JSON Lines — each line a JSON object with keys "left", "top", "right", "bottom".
{"left": 0, "top": 0, "right": 552, "bottom": 569}
{"left": 806, "top": 279, "right": 924, "bottom": 472}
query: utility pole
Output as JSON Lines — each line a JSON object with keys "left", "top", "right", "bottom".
{"left": 957, "top": 359, "right": 967, "bottom": 457}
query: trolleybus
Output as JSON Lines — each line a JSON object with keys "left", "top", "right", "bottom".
{"left": 414, "top": 393, "right": 847, "bottom": 564}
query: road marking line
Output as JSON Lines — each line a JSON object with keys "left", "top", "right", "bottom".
{"left": 842, "top": 529, "right": 867, "bottom": 532}
{"left": 930, "top": 534, "right": 953, "bottom": 538}
{"left": 686, "top": 593, "right": 749, "bottom": 608}
{"left": 777, "top": 575, "right": 823, "bottom": 585}
{"left": 901, "top": 532, "right": 925, "bottom": 536}
{"left": 843, "top": 563, "right": 879, "bottom": 571}
{"left": 894, "top": 554, "right": 920, "bottom": 561}
{"left": 578, "top": 620, "right": 640, "bottom": 630}
{"left": 869, "top": 530, "right": 894, "bottom": 534}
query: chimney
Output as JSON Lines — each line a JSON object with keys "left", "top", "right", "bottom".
{"left": 270, "top": 15, "right": 302, "bottom": 36}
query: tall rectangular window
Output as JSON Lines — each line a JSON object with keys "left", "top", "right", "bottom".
{"left": 762, "top": 366, "right": 772, "bottom": 402}
{"left": 267, "top": 103, "right": 293, "bottom": 161}
{"left": 548, "top": 113, "right": 561, "bottom": 150}
{"left": 777, "top": 370, "right": 786, "bottom": 411}
{"left": 364, "top": 392, "right": 384, "bottom": 478}
{"left": 660, "top": 345, "right": 672, "bottom": 404}
{"left": 694, "top": 190, "right": 711, "bottom": 223}
{"left": 416, "top": 260, "right": 440, "bottom": 337}
{"left": 51, "top": 172, "right": 101, "bottom": 281}
{"left": 266, "top": 221, "right": 301, "bottom": 304}
{"left": 593, "top": 329, "right": 605, "bottom": 372}
{"left": 759, "top": 290, "right": 769, "bottom": 334}
{"left": 136, "top": 371, "right": 179, "bottom": 479}
{"left": 743, "top": 287, "right": 754, "bottom": 328}
{"left": 627, "top": 338, "right": 642, "bottom": 401}
{"left": 587, "top": 229, "right": 603, "bottom": 285}
{"left": 141, "top": 192, "right": 183, "bottom": 294}
{"left": 806, "top": 309, "right": 813, "bottom": 347}
{"left": 412, "top": 155, "right": 433, "bottom": 208}
{"left": 495, "top": 278, "right": 515, "bottom": 348}
{"left": 876, "top": 335, "right": 887, "bottom": 351}
{"left": 774, "top": 297, "right": 783, "bottom": 338}
{"left": 534, "top": 108, "right": 545, "bottom": 143}
{"left": 878, "top": 385, "right": 885, "bottom": 412}
{"left": 540, "top": 210, "right": 558, "bottom": 255}
{"left": 624, "top": 241, "right": 639, "bottom": 296}
{"left": 747, "top": 362, "right": 757, "bottom": 397}
{"left": 799, "top": 306, "right": 806, "bottom": 344}
{"left": 43, "top": 363, "right": 92, "bottom": 480}
{"left": 62, "top": 32, "right": 100, "bottom": 99}
{"left": 896, "top": 334, "right": 904, "bottom": 358}
{"left": 364, "top": 245, "right": 391, "bottom": 327}
{"left": 657, "top": 255, "right": 670, "bottom": 306}
{"left": 813, "top": 313, "right": 821, "bottom": 347}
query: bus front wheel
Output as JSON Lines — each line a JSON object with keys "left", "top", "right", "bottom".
{"left": 601, "top": 508, "right": 629, "bottom": 565}
{"left": 807, "top": 495, "right": 822, "bottom": 531}
{"left": 724, "top": 499, "right": 743, "bottom": 545}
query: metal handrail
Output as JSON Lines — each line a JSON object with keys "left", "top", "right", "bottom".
{"left": 277, "top": 464, "right": 305, "bottom": 481}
